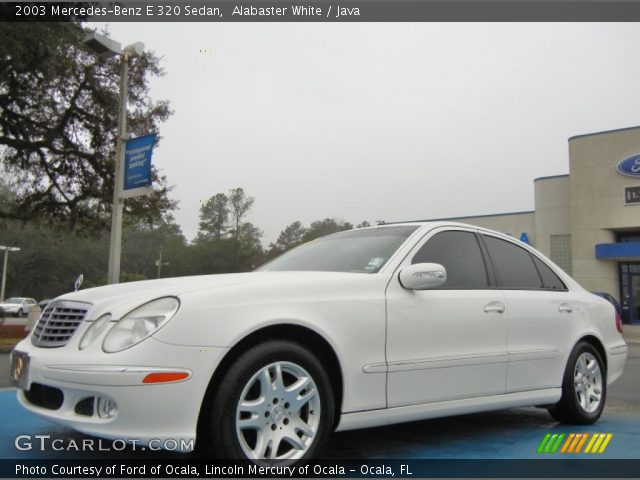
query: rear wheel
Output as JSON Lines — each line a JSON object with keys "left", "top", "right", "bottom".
{"left": 548, "top": 341, "right": 606, "bottom": 424}
{"left": 206, "top": 340, "right": 334, "bottom": 463}
{"left": 17, "top": 309, "right": 24, "bottom": 318}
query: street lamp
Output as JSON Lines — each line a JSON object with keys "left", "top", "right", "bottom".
{"left": 0, "top": 245, "right": 20, "bottom": 302}
{"left": 155, "top": 247, "right": 170, "bottom": 279}
{"left": 82, "top": 32, "right": 144, "bottom": 285}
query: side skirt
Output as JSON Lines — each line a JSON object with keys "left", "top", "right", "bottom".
{"left": 335, "top": 388, "right": 561, "bottom": 432}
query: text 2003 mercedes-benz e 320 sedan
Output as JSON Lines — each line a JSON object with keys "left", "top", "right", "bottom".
{"left": 11, "top": 222, "right": 627, "bottom": 462}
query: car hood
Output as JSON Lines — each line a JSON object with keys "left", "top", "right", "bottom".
{"left": 52, "top": 271, "right": 379, "bottom": 318}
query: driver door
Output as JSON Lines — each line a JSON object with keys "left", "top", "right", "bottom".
{"left": 385, "top": 227, "right": 508, "bottom": 407}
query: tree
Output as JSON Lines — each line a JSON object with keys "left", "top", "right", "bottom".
{"left": 0, "top": 220, "right": 109, "bottom": 299}
{"left": 193, "top": 188, "right": 263, "bottom": 274}
{"left": 197, "top": 193, "right": 229, "bottom": 241}
{"left": 0, "top": 22, "right": 174, "bottom": 231}
{"left": 303, "top": 218, "right": 353, "bottom": 242}
{"left": 228, "top": 188, "right": 254, "bottom": 241}
{"left": 274, "top": 221, "right": 307, "bottom": 250}
{"left": 121, "top": 221, "right": 188, "bottom": 279}
{"left": 265, "top": 221, "right": 307, "bottom": 260}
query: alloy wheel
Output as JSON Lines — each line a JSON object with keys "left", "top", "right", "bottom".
{"left": 573, "top": 352, "right": 603, "bottom": 413}
{"left": 235, "top": 361, "right": 321, "bottom": 460}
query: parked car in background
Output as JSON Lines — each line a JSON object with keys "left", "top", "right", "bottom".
{"left": 592, "top": 292, "right": 622, "bottom": 319}
{"left": 11, "top": 223, "right": 628, "bottom": 463}
{"left": 0, "top": 297, "right": 36, "bottom": 318}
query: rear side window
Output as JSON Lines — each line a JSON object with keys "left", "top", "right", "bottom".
{"left": 482, "top": 235, "right": 542, "bottom": 290}
{"left": 532, "top": 255, "right": 567, "bottom": 291}
{"left": 412, "top": 231, "right": 489, "bottom": 289}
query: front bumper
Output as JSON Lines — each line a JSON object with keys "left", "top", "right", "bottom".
{"left": 12, "top": 336, "right": 228, "bottom": 450}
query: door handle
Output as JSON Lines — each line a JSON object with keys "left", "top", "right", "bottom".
{"left": 558, "top": 304, "right": 573, "bottom": 313}
{"left": 484, "top": 302, "right": 505, "bottom": 314}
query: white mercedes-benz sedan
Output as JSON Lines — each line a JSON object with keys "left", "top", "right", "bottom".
{"left": 10, "top": 222, "right": 627, "bottom": 462}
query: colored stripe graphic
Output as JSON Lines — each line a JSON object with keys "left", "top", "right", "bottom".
{"left": 575, "top": 433, "right": 588, "bottom": 453}
{"left": 598, "top": 433, "right": 613, "bottom": 453}
{"left": 584, "top": 434, "right": 598, "bottom": 453}
{"left": 568, "top": 433, "right": 582, "bottom": 453}
{"left": 540, "top": 433, "right": 613, "bottom": 454}
{"left": 560, "top": 433, "right": 575, "bottom": 453}
{"left": 537, "top": 433, "right": 552, "bottom": 453}
{"left": 550, "top": 433, "right": 565, "bottom": 453}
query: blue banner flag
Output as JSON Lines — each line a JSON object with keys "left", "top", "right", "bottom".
{"left": 124, "top": 134, "right": 157, "bottom": 192}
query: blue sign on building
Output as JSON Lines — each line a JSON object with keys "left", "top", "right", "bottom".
{"left": 616, "top": 153, "right": 640, "bottom": 177}
{"left": 519, "top": 232, "right": 530, "bottom": 245}
{"left": 124, "top": 134, "right": 157, "bottom": 192}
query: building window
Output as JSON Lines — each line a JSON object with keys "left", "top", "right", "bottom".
{"left": 550, "top": 235, "right": 572, "bottom": 275}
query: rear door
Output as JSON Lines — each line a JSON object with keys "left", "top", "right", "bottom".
{"left": 480, "top": 233, "right": 576, "bottom": 392}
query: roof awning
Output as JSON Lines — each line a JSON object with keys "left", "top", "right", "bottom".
{"left": 595, "top": 241, "right": 640, "bottom": 261}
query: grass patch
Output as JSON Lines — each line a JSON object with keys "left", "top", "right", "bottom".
{"left": 0, "top": 338, "right": 23, "bottom": 347}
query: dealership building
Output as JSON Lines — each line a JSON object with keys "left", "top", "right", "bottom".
{"left": 433, "top": 125, "right": 640, "bottom": 324}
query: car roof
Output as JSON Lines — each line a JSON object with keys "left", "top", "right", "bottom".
{"left": 362, "top": 220, "right": 513, "bottom": 233}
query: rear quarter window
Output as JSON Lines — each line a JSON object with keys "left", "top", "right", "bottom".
{"left": 531, "top": 255, "right": 567, "bottom": 291}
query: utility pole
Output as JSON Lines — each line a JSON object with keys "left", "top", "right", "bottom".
{"left": 155, "top": 247, "right": 169, "bottom": 278}
{"left": 83, "top": 33, "right": 145, "bottom": 284}
{"left": 0, "top": 245, "right": 20, "bottom": 302}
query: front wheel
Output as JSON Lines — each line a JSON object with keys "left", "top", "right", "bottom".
{"left": 548, "top": 341, "right": 606, "bottom": 424}
{"left": 206, "top": 340, "right": 334, "bottom": 463}
{"left": 17, "top": 309, "right": 24, "bottom": 318}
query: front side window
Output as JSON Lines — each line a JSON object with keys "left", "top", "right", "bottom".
{"left": 260, "top": 226, "right": 419, "bottom": 273}
{"left": 412, "top": 231, "right": 489, "bottom": 289}
{"left": 483, "top": 235, "right": 542, "bottom": 290}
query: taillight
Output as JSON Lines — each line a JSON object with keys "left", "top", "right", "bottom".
{"left": 615, "top": 311, "right": 623, "bottom": 334}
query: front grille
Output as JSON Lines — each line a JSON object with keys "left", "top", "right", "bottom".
{"left": 31, "top": 300, "right": 90, "bottom": 348}
{"left": 24, "top": 383, "right": 64, "bottom": 410}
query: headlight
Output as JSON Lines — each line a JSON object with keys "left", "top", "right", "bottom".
{"left": 78, "top": 314, "right": 112, "bottom": 350}
{"left": 102, "top": 297, "right": 180, "bottom": 353}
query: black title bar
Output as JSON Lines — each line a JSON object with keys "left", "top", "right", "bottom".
{"left": 6, "top": 1, "right": 640, "bottom": 22}
{"left": 3, "top": 459, "right": 640, "bottom": 478}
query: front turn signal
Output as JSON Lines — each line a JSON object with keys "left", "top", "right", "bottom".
{"left": 142, "top": 372, "right": 190, "bottom": 384}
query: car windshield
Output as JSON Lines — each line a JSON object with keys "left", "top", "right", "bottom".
{"left": 260, "top": 226, "right": 419, "bottom": 273}
{"left": 4, "top": 298, "right": 22, "bottom": 304}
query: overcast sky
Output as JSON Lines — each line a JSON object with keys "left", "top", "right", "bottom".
{"left": 91, "top": 22, "right": 640, "bottom": 243}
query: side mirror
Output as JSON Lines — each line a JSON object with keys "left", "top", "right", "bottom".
{"left": 398, "top": 263, "right": 447, "bottom": 290}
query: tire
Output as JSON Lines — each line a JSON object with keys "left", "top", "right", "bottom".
{"left": 547, "top": 341, "right": 606, "bottom": 425}
{"left": 205, "top": 340, "right": 334, "bottom": 463}
{"left": 17, "top": 309, "right": 24, "bottom": 318}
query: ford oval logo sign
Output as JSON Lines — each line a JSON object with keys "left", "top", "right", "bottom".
{"left": 617, "top": 153, "right": 640, "bottom": 177}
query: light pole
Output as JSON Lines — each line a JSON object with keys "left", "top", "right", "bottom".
{"left": 83, "top": 32, "right": 144, "bottom": 284}
{"left": 0, "top": 245, "right": 20, "bottom": 302}
{"left": 155, "top": 247, "right": 169, "bottom": 279}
